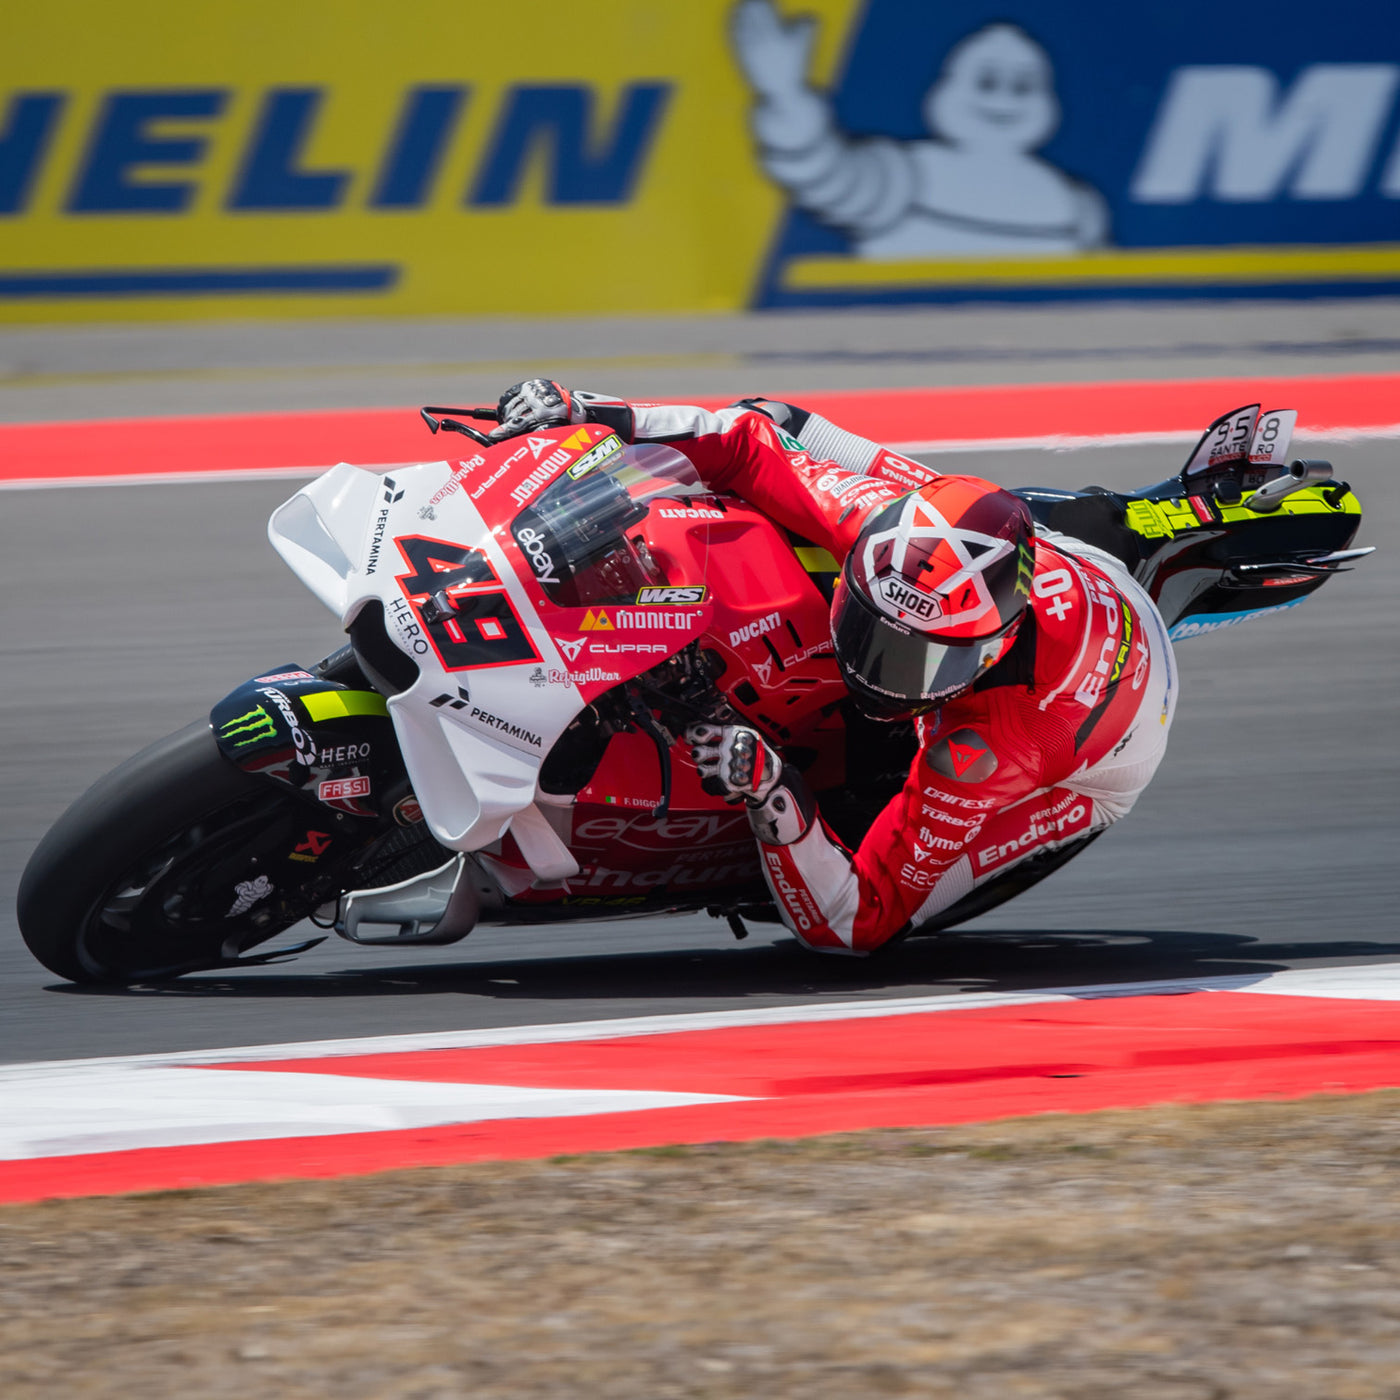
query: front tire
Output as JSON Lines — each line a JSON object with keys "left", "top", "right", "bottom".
{"left": 18, "top": 722, "right": 311, "bottom": 984}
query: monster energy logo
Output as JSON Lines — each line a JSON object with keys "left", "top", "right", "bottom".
{"left": 219, "top": 704, "right": 278, "bottom": 748}
{"left": 1014, "top": 543, "right": 1035, "bottom": 598}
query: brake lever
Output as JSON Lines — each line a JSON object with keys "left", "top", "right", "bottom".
{"left": 626, "top": 687, "right": 674, "bottom": 819}
{"left": 419, "top": 405, "right": 499, "bottom": 447}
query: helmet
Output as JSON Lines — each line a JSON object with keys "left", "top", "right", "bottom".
{"left": 831, "top": 477, "right": 1035, "bottom": 721}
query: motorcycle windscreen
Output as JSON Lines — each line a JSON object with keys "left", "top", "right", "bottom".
{"left": 832, "top": 583, "right": 999, "bottom": 710}
{"left": 510, "top": 442, "right": 709, "bottom": 609}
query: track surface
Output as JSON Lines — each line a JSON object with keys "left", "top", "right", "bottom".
{"left": 1, "top": 301, "right": 1395, "bottom": 1065}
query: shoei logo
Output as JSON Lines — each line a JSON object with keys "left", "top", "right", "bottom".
{"left": 635, "top": 585, "right": 707, "bottom": 605}
{"left": 877, "top": 576, "right": 941, "bottom": 621}
{"left": 862, "top": 496, "right": 1013, "bottom": 633}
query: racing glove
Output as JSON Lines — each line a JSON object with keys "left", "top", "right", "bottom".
{"left": 685, "top": 723, "right": 815, "bottom": 846}
{"left": 490, "top": 379, "right": 634, "bottom": 442}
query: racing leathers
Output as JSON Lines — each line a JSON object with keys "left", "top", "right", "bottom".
{"left": 559, "top": 391, "right": 1178, "bottom": 954}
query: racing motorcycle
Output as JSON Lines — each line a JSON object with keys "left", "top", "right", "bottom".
{"left": 17, "top": 403, "right": 1371, "bottom": 983}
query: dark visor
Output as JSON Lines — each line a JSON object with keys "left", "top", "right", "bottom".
{"left": 832, "top": 579, "right": 1000, "bottom": 711}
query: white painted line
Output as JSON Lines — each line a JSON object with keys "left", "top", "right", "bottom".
{"left": 1227, "top": 962, "right": 1400, "bottom": 1002}
{"left": 895, "top": 425, "right": 1400, "bottom": 455}
{"left": 0, "top": 1066, "right": 744, "bottom": 1161}
{"left": 2, "top": 965, "right": 1396, "bottom": 1157}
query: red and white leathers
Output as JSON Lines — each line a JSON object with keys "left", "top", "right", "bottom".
{"left": 620, "top": 398, "right": 1179, "bottom": 954}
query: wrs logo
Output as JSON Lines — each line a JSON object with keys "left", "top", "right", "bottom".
{"left": 635, "top": 586, "right": 707, "bottom": 605}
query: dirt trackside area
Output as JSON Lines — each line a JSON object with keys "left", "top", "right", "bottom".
{"left": 4, "top": 1092, "right": 1400, "bottom": 1399}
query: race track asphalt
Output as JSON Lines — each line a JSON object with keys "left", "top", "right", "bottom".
{"left": 1, "top": 302, "right": 1396, "bottom": 1064}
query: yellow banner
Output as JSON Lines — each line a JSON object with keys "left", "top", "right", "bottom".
{"left": 0, "top": 0, "right": 859, "bottom": 322}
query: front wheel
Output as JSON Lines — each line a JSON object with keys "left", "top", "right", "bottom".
{"left": 18, "top": 722, "right": 338, "bottom": 984}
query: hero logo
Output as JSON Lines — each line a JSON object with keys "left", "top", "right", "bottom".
{"left": 316, "top": 742, "right": 371, "bottom": 763}
{"left": 877, "top": 575, "right": 941, "bottom": 622}
{"left": 729, "top": 610, "right": 780, "bottom": 647}
{"left": 387, "top": 596, "right": 431, "bottom": 656}
{"left": 516, "top": 526, "right": 560, "bottom": 585}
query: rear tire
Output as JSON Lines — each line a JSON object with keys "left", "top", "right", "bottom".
{"left": 17, "top": 722, "right": 300, "bottom": 984}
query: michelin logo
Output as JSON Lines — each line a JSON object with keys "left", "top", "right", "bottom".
{"left": 1133, "top": 65, "right": 1400, "bottom": 203}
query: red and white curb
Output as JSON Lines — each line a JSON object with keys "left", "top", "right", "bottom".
{"left": 4, "top": 964, "right": 1400, "bottom": 1204}
{"left": 2, "top": 371, "right": 1397, "bottom": 489}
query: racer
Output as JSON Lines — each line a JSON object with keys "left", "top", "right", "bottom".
{"left": 490, "top": 379, "right": 1179, "bottom": 954}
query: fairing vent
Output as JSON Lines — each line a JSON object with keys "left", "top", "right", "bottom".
{"left": 349, "top": 599, "right": 420, "bottom": 696}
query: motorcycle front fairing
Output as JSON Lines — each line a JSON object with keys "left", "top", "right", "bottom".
{"left": 267, "top": 430, "right": 715, "bottom": 882}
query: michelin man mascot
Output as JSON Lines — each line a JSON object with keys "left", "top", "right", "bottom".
{"left": 730, "top": 0, "right": 1109, "bottom": 256}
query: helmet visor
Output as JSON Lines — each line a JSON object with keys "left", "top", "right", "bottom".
{"left": 832, "top": 577, "right": 1004, "bottom": 715}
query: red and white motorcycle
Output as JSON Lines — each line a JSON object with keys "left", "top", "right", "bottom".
{"left": 18, "top": 404, "right": 1369, "bottom": 983}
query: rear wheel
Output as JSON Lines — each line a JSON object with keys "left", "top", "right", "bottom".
{"left": 20, "top": 722, "right": 340, "bottom": 984}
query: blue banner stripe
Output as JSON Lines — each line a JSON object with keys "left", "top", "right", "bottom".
{"left": 0, "top": 265, "right": 400, "bottom": 297}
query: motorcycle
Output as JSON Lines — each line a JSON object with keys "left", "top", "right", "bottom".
{"left": 17, "top": 402, "right": 1371, "bottom": 983}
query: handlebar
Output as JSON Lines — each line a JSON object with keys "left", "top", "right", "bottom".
{"left": 419, "top": 405, "right": 501, "bottom": 447}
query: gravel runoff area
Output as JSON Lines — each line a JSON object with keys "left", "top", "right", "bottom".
{"left": 4, "top": 1092, "right": 1400, "bottom": 1398}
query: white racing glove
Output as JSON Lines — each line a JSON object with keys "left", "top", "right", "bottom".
{"left": 490, "top": 379, "right": 633, "bottom": 442}
{"left": 685, "top": 723, "right": 814, "bottom": 846}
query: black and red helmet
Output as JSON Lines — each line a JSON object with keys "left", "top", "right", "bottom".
{"left": 831, "top": 477, "right": 1036, "bottom": 721}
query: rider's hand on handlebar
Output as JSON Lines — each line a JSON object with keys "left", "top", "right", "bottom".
{"left": 686, "top": 723, "right": 782, "bottom": 805}
{"left": 490, "top": 379, "right": 578, "bottom": 441}
{"left": 489, "top": 380, "right": 636, "bottom": 444}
